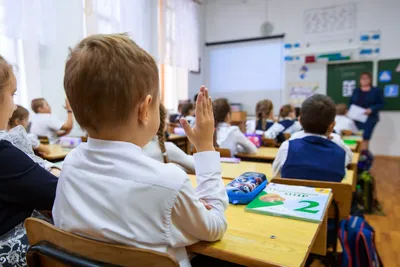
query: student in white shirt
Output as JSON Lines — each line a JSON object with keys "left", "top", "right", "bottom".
{"left": 182, "top": 102, "right": 196, "bottom": 128}
{"left": 213, "top": 98, "right": 257, "bottom": 156}
{"left": 52, "top": 34, "right": 228, "bottom": 267}
{"left": 334, "top": 103, "right": 359, "bottom": 135}
{"left": 143, "top": 103, "right": 195, "bottom": 173}
{"left": 272, "top": 95, "right": 353, "bottom": 182}
{"left": 266, "top": 104, "right": 302, "bottom": 142}
{"left": 30, "top": 98, "right": 73, "bottom": 143}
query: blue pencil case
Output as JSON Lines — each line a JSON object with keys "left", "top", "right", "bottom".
{"left": 226, "top": 172, "right": 268, "bottom": 205}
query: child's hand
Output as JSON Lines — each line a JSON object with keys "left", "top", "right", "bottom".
{"left": 64, "top": 98, "right": 72, "bottom": 111}
{"left": 37, "top": 144, "right": 50, "bottom": 156}
{"left": 180, "top": 86, "right": 214, "bottom": 152}
{"left": 200, "top": 199, "right": 212, "bottom": 210}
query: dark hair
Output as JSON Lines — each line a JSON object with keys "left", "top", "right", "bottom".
{"left": 181, "top": 102, "right": 194, "bottom": 117}
{"left": 157, "top": 103, "right": 168, "bottom": 163}
{"left": 9, "top": 105, "right": 29, "bottom": 128}
{"left": 300, "top": 94, "right": 336, "bottom": 135}
{"left": 294, "top": 107, "right": 300, "bottom": 119}
{"left": 31, "top": 98, "right": 46, "bottom": 113}
{"left": 213, "top": 98, "right": 231, "bottom": 126}
{"left": 279, "top": 104, "right": 293, "bottom": 119}
{"left": 194, "top": 94, "right": 198, "bottom": 103}
{"left": 336, "top": 103, "right": 348, "bottom": 115}
{"left": 256, "top": 100, "right": 273, "bottom": 120}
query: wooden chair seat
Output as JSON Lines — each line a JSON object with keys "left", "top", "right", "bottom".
{"left": 262, "top": 138, "right": 277, "bottom": 147}
{"left": 25, "top": 218, "right": 179, "bottom": 267}
{"left": 216, "top": 147, "right": 232, "bottom": 158}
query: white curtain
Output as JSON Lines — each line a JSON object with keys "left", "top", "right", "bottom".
{"left": 0, "top": 0, "right": 56, "bottom": 108}
{"left": 84, "top": 0, "right": 158, "bottom": 58}
{"left": 160, "top": 0, "right": 200, "bottom": 71}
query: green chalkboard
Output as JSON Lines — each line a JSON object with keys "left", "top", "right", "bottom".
{"left": 327, "top": 62, "right": 373, "bottom": 105}
{"left": 377, "top": 59, "right": 400, "bottom": 111}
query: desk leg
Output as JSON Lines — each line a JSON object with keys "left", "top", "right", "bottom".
{"left": 310, "top": 212, "right": 328, "bottom": 256}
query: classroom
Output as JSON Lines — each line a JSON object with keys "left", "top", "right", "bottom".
{"left": 0, "top": 0, "right": 399, "bottom": 266}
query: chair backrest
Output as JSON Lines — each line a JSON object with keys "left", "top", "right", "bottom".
{"left": 341, "top": 130, "right": 353, "bottom": 136}
{"left": 216, "top": 147, "right": 232, "bottom": 158}
{"left": 262, "top": 138, "right": 277, "bottom": 147}
{"left": 25, "top": 218, "right": 179, "bottom": 267}
{"left": 80, "top": 136, "right": 88, "bottom": 142}
{"left": 167, "top": 123, "right": 179, "bottom": 134}
{"left": 283, "top": 133, "right": 291, "bottom": 140}
{"left": 38, "top": 136, "right": 49, "bottom": 144}
{"left": 271, "top": 178, "right": 352, "bottom": 220}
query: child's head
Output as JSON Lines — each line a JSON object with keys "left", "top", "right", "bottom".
{"left": 360, "top": 72, "right": 372, "bottom": 88}
{"left": 157, "top": 103, "right": 169, "bottom": 163}
{"left": 336, "top": 103, "right": 348, "bottom": 116}
{"left": 213, "top": 98, "right": 231, "bottom": 125}
{"left": 182, "top": 102, "right": 194, "bottom": 117}
{"left": 64, "top": 34, "right": 159, "bottom": 146}
{"left": 294, "top": 107, "right": 300, "bottom": 119}
{"left": 31, "top": 98, "right": 51, "bottom": 114}
{"left": 300, "top": 94, "right": 336, "bottom": 136}
{"left": 0, "top": 55, "right": 17, "bottom": 130}
{"left": 256, "top": 100, "right": 273, "bottom": 120}
{"left": 9, "top": 105, "right": 30, "bottom": 130}
{"left": 279, "top": 104, "right": 295, "bottom": 119}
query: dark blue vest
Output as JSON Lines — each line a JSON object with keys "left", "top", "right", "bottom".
{"left": 277, "top": 120, "right": 295, "bottom": 143}
{"left": 281, "top": 136, "right": 346, "bottom": 182}
{"left": 256, "top": 119, "right": 274, "bottom": 131}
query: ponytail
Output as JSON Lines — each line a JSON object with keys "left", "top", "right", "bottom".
{"left": 157, "top": 103, "right": 169, "bottom": 163}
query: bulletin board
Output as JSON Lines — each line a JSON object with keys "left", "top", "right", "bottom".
{"left": 377, "top": 59, "right": 400, "bottom": 111}
{"left": 327, "top": 61, "right": 373, "bottom": 105}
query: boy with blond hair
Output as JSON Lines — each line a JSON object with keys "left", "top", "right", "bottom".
{"left": 52, "top": 34, "right": 228, "bottom": 267}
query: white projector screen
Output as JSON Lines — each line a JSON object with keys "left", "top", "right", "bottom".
{"left": 206, "top": 38, "right": 284, "bottom": 115}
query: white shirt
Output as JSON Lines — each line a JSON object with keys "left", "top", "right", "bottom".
{"left": 52, "top": 138, "right": 228, "bottom": 267}
{"left": 265, "top": 118, "right": 302, "bottom": 139}
{"left": 216, "top": 123, "right": 257, "bottom": 156}
{"left": 185, "top": 115, "right": 196, "bottom": 128}
{"left": 30, "top": 113, "right": 64, "bottom": 143}
{"left": 334, "top": 115, "right": 359, "bottom": 134}
{"left": 142, "top": 136, "right": 195, "bottom": 173}
{"left": 272, "top": 131, "right": 353, "bottom": 178}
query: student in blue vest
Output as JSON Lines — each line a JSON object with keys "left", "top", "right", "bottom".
{"left": 272, "top": 94, "right": 353, "bottom": 182}
{"left": 265, "top": 104, "right": 302, "bottom": 142}
{"left": 349, "top": 72, "right": 385, "bottom": 151}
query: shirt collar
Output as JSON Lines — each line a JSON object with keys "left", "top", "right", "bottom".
{"left": 217, "top": 122, "right": 230, "bottom": 128}
{"left": 300, "top": 131, "right": 328, "bottom": 139}
{"left": 280, "top": 117, "right": 293, "bottom": 121}
{"left": 87, "top": 137, "right": 142, "bottom": 153}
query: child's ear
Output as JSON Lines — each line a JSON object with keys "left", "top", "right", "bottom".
{"left": 138, "top": 95, "right": 153, "bottom": 125}
{"left": 327, "top": 121, "right": 336, "bottom": 135}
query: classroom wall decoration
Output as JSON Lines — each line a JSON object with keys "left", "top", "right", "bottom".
{"left": 288, "top": 83, "right": 319, "bottom": 106}
{"left": 377, "top": 59, "right": 400, "bottom": 111}
{"left": 327, "top": 61, "right": 373, "bottom": 105}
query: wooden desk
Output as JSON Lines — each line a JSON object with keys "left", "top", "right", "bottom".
{"left": 342, "top": 135, "right": 363, "bottom": 142}
{"left": 349, "top": 152, "right": 359, "bottom": 170}
{"left": 187, "top": 175, "right": 331, "bottom": 266}
{"left": 235, "top": 147, "right": 279, "bottom": 162}
{"left": 42, "top": 145, "right": 71, "bottom": 162}
{"left": 168, "top": 134, "right": 190, "bottom": 154}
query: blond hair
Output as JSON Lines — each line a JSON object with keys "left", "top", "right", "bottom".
{"left": 64, "top": 34, "right": 159, "bottom": 132}
{"left": 0, "top": 55, "right": 12, "bottom": 95}
{"left": 336, "top": 103, "right": 348, "bottom": 115}
{"left": 31, "top": 98, "right": 46, "bottom": 113}
{"left": 256, "top": 99, "right": 273, "bottom": 120}
{"left": 157, "top": 103, "right": 168, "bottom": 163}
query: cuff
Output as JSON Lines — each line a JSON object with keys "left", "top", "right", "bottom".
{"left": 193, "top": 151, "right": 221, "bottom": 174}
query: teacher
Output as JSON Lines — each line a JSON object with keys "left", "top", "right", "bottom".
{"left": 349, "top": 72, "right": 385, "bottom": 151}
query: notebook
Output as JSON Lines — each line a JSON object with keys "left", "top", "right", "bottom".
{"left": 245, "top": 183, "right": 331, "bottom": 223}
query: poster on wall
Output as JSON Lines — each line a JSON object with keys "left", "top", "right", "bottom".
{"left": 288, "top": 83, "right": 319, "bottom": 106}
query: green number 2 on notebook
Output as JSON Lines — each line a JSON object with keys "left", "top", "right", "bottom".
{"left": 294, "top": 200, "right": 319, "bottom": 214}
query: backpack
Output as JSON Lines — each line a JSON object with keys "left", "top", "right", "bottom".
{"left": 357, "top": 150, "right": 374, "bottom": 172}
{"left": 339, "top": 216, "right": 383, "bottom": 267}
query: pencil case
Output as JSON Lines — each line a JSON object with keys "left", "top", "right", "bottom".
{"left": 226, "top": 172, "right": 267, "bottom": 205}
{"left": 245, "top": 133, "right": 263, "bottom": 148}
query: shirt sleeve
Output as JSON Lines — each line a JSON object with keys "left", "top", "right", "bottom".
{"left": 49, "top": 115, "right": 65, "bottom": 131}
{"left": 350, "top": 120, "right": 359, "bottom": 134}
{"left": 330, "top": 133, "right": 353, "bottom": 167}
{"left": 169, "top": 151, "right": 228, "bottom": 246}
{"left": 272, "top": 140, "right": 289, "bottom": 178}
{"left": 0, "top": 140, "right": 58, "bottom": 210}
{"left": 166, "top": 142, "right": 195, "bottom": 173}
{"left": 369, "top": 88, "right": 385, "bottom": 113}
{"left": 27, "top": 133, "right": 40, "bottom": 149}
{"left": 264, "top": 123, "right": 284, "bottom": 139}
{"left": 292, "top": 121, "right": 303, "bottom": 133}
{"left": 234, "top": 129, "right": 258, "bottom": 154}
{"left": 246, "top": 120, "right": 256, "bottom": 134}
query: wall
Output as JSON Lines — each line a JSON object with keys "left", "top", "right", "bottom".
{"left": 204, "top": 0, "right": 400, "bottom": 156}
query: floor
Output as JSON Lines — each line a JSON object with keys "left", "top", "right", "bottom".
{"left": 366, "top": 156, "right": 400, "bottom": 267}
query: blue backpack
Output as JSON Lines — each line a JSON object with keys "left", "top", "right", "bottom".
{"left": 339, "top": 216, "right": 383, "bottom": 267}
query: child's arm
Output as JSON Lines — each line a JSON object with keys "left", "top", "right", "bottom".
{"left": 235, "top": 129, "right": 258, "bottom": 154}
{"left": 166, "top": 142, "right": 195, "bottom": 173}
{"left": 292, "top": 121, "right": 303, "bottom": 133}
{"left": 264, "top": 122, "right": 284, "bottom": 139}
{"left": 272, "top": 141, "right": 289, "bottom": 178}
{"left": 330, "top": 133, "right": 353, "bottom": 167}
{"left": 58, "top": 99, "right": 74, "bottom": 136}
{"left": 245, "top": 119, "right": 256, "bottom": 134}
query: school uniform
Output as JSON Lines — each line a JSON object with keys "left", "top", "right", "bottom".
{"left": 30, "top": 113, "right": 64, "bottom": 143}
{"left": 185, "top": 115, "right": 196, "bottom": 128}
{"left": 246, "top": 119, "right": 275, "bottom": 136}
{"left": 216, "top": 123, "right": 258, "bottom": 155}
{"left": 52, "top": 138, "right": 228, "bottom": 267}
{"left": 334, "top": 115, "right": 359, "bottom": 135}
{"left": 349, "top": 87, "right": 385, "bottom": 140}
{"left": 142, "top": 136, "right": 195, "bottom": 173}
{"left": 265, "top": 117, "right": 302, "bottom": 142}
{"left": 272, "top": 131, "right": 353, "bottom": 182}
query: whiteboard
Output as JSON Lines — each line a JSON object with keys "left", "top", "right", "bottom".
{"left": 206, "top": 38, "right": 284, "bottom": 115}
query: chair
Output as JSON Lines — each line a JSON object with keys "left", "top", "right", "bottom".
{"left": 80, "top": 136, "right": 88, "bottom": 142}
{"left": 25, "top": 218, "right": 179, "bottom": 267}
{"left": 341, "top": 130, "right": 353, "bottom": 136}
{"left": 38, "top": 136, "right": 50, "bottom": 144}
{"left": 262, "top": 138, "right": 277, "bottom": 147}
{"left": 216, "top": 147, "right": 231, "bottom": 158}
{"left": 283, "top": 133, "right": 291, "bottom": 140}
{"left": 167, "top": 123, "right": 179, "bottom": 134}
{"left": 271, "top": 177, "right": 353, "bottom": 265}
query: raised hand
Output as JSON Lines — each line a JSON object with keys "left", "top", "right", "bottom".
{"left": 180, "top": 86, "right": 214, "bottom": 152}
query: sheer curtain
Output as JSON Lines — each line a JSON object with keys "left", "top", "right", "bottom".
{"left": 0, "top": 0, "right": 55, "bottom": 108}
